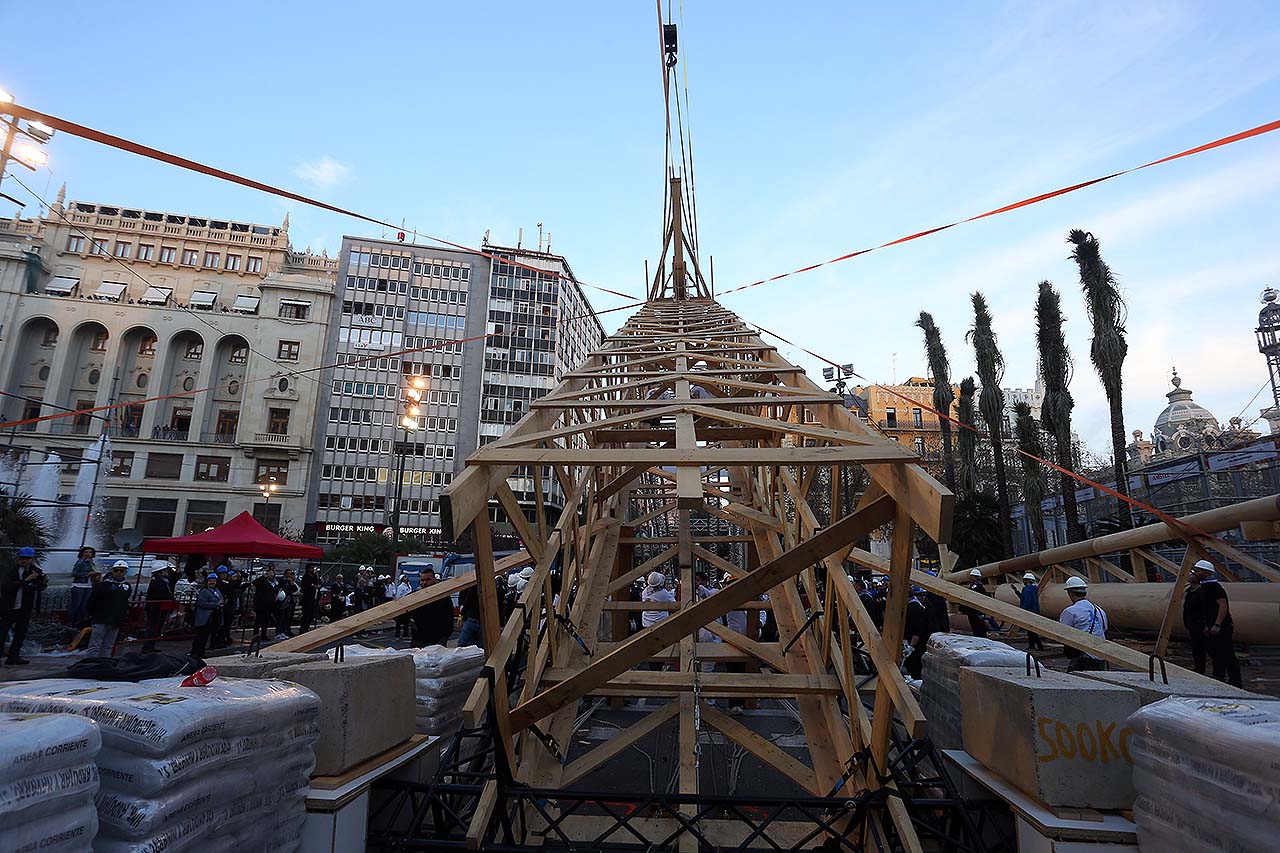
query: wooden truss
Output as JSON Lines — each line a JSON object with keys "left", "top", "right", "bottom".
{"left": 441, "top": 296, "right": 954, "bottom": 849}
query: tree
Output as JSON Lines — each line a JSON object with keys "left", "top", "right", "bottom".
{"left": 1013, "top": 401, "right": 1048, "bottom": 552}
{"left": 1069, "top": 229, "right": 1133, "bottom": 530}
{"left": 916, "top": 311, "right": 957, "bottom": 493}
{"left": 329, "top": 531, "right": 393, "bottom": 567}
{"left": 966, "top": 293, "right": 1014, "bottom": 558}
{"left": 950, "top": 492, "right": 1005, "bottom": 570}
{"left": 956, "top": 377, "right": 980, "bottom": 498}
{"left": 0, "top": 494, "right": 50, "bottom": 552}
{"left": 1035, "top": 280, "right": 1086, "bottom": 544}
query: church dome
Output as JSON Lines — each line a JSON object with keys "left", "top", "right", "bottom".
{"left": 1153, "top": 370, "right": 1218, "bottom": 447}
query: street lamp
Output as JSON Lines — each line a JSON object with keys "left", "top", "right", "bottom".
{"left": 392, "top": 376, "right": 427, "bottom": 563}
{"left": 0, "top": 89, "right": 56, "bottom": 193}
{"left": 259, "top": 476, "right": 279, "bottom": 530}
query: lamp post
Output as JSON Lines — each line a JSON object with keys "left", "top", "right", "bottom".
{"left": 259, "top": 476, "right": 279, "bottom": 531}
{"left": 0, "top": 89, "right": 54, "bottom": 194}
{"left": 392, "top": 377, "right": 427, "bottom": 563}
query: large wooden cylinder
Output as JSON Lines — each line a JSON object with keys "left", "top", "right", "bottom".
{"left": 995, "top": 582, "right": 1280, "bottom": 643}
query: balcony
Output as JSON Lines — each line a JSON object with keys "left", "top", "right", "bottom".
{"left": 242, "top": 431, "right": 302, "bottom": 459}
{"left": 254, "top": 432, "right": 293, "bottom": 445}
{"left": 200, "top": 431, "right": 238, "bottom": 445}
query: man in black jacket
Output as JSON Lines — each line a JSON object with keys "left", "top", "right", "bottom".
{"left": 299, "top": 565, "right": 321, "bottom": 633}
{"left": 329, "top": 575, "right": 349, "bottom": 624}
{"left": 141, "top": 563, "right": 176, "bottom": 653}
{"left": 275, "top": 569, "right": 298, "bottom": 639}
{"left": 215, "top": 569, "right": 243, "bottom": 648}
{"left": 960, "top": 568, "right": 991, "bottom": 638}
{"left": 87, "top": 561, "right": 132, "bottom": 658}
{"left": 252, "top": 567, "right": 282, "bottom": 640}
{"left": 1, "top": 547, "right": 48, "bottom": 665}
{"left": 410, "top": 570, "right": 455, "bottom": 647}
{"left": 903, "top": 587, "right": 934, "bottom": 679}
{"left": 1183, "top": 560, "right": 1243, "bottom": 687}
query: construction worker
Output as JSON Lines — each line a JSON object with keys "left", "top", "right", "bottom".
{"left": 299, "top": 565, "right": 321, "bottom": 634}
{"left": 141, "top": 563, "right": 176, "bottom": 653}
{"left": 1058, "top": 576, "right": 1108, "bottom": 672}
{"left": 1, "top": 547, "right": 47, "bottom": 665}
{"left": 960, "top": 568, "right": 991, "bottom": 638}
{"left": 903, "top": 586, "right": 933, "bottom": 679}
{"left": 1018, "top": 572, "right": 1045, "bottom": 651}
{"left": 1183, "top": 559, "right": 1243, "bottom": 687}
{"left": 190, "top": 574, "right": 224, "bottom": 660}
{"left": 391, "top": 573, "right": 413, "bottom": 639}
{"left": 641, "top": 572, "right": 675, "bottom": 628}
{"left": 87, "top": 561, "right": 132, "bottom": 658}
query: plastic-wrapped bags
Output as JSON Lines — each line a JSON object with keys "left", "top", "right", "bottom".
{"left": 918, "top": 633, "right": 1027, "bottom": 750}
{"left": 0, "top": 713, "right": 101, "bottom": 853}
{"left": 1129, "top": 696, "right": 1280, "bottom": 853}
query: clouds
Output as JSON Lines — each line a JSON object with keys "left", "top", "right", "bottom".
{"left": 293, "top": 156, "right": 350, "bottom": 190}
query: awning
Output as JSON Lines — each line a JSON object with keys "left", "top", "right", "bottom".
{"left": 94, "top": 282, "right": 127, "bottom": 301}
{"left": 46, "top": 276, "right": 80, "bottom": 295}
{"left": 190, "top": 290, "right": 217, "bottom": 308}
{"left": 139, "top": 286, "right": 173, "bottom": 305}
{"left": 231, "top": 295, "right": 260, "bottom": 314}
{"left": 142, "top": 511, "right": 322, "bottom": 559}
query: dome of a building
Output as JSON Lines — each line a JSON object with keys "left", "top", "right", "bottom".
{"left": 1153, "top": 370, "right": 1218, "bottom": 446}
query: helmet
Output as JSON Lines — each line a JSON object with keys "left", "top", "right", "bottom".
{"left": 1023, "top": 572, "right": 1037, "bottom": 581}
{"left": 275, "top": 590, "right": 286, "bottom": 602}
{"left": 968, "top": 568, "right": 983, "bottom": 578}
{"left": 111, "top": 560, "right": 130, "bottom": 570}
{"left": 1064, "top": 576, "right": 1088, "bottom": 591}
{"left": 17, "top": 546, "right": 36, "bottom": 558}
{"left": 647, "top": 571, "right": 666, "bottom": 587}
{"left": 1193, "top": 559, "right": 1216, "bottom": 574}
{"left": 520, "top": 567, "right": 534, "bottom": 580}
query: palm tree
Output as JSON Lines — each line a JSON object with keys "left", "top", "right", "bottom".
{"left": 967, "top": 293, "right": 1014, "bottom": 558}
{"left": 956, "top": 377, "right": 979, "bottom": 498}
{"left": 1068, "top": 229, "right": 1133, "bottom": 530}
{"left": 1013, "top": 401, "right": 1048, "bottom": 552}
{"left": 916, "top": 312, "right": 957, "bottom": 493}
{"left": 1035, "top": 280, "right": 1085, "bottom": 543}
{"left": 0, "top": 494, "right": 50, "bottom": 551}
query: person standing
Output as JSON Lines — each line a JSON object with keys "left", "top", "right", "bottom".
{"left": 141, "top": 563, "right": 176, "bottom": 653}
{"left": 215, "top": 569, "right": 243, "bottom": 648}
{"left": 641, "top": 572, "right": 676, "bottom": 629}
{"left": 69, "top": 547, "right": 97, "bottom": 628}
{"left": 1018, "top": 572, "right": 1045, "bottom": 651}
{"left": 410, "top": 570, "right": 455, "bottom": 647}
{"left": 903, "top": 586, "right": 934, "bottom": 679}
{"left": 961, "top": 568, "right": 991, "bottom": 638}
{"left": 1058, "top": 576, "right": 1108, "bottom": 672}
{"left": 1, "top": 547, "right": 48, "bottom": 665}
{"left": 1183, "top": 559, "right": 1243, "bottom": 687}
{"left": 298, "top": 565, "right": 321, "bottom": 634}
{"left": 275, "top": 569, "right": 298, "bottom": 639}
{"left": 456, "top": 583, "right": 484, "bottom": 648}
{"left": 189, "top": 575, "right": 224, "bottom": 659}
{"left": 87, "top": 561, "right": 132, "bottom": 658}
{"left": 252, "top": 567, "right": 281, "bottom": 641}
{"left": 329, "top": 574, "right": 348, "bottom": 624}
{"left": 392, "top": 574, "right": 413, "bottom": 639}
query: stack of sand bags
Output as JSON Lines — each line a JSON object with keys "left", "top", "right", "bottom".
{"left": 918, "top": 633, "right": 1027, "bottom": 749}
{"left": 1128, "top": 696, "right": 1280, "bottom": 853}
{"left": 0, "top": 678, "right": 319, "bottom": 853}
{"left": 0, "top": 712, "right": 101, "bottom": 853}
{"left": 339, "top": 644, "right": 486, "bottom": 734}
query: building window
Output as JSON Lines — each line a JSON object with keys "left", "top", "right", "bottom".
{"left": 41, "top": 327, "right": 58, "bottom": 347}
{"left": 914, "top": 436, "right": 925, "bottom": 455}
{"left": 215, "top": 410, "right": 239, "bottom": 438}
{"left": 224, "top": 254, "right": 241, "bottom": 271}
{"left": 181, "top": 249, "right": 199, "bottom": 266}
{"left": 137, "top": 244, "right": 154, "bottom": 261}
{"left": 255, "top": 460, "right": 289, "bottom": 485}
{"left": 203, "top": 251, "right": 220, "bottom": 268}
{"left": 109, "top": 450, "right": 134, "bottom": 477}
{"left": 912, "top": 408, "right": 923, "bottom": 429}
{"left": 246, "top": 256, "right": 262, "bottom": 273}
{"left": 184, "top": 500, "right": 226, "bottom": 534}
{"left": 160, "top": 246, "right": 177, "bottom": 264}
{"left": 277, "top": 340, "right": 300, "bottom": 360}
{"left": 135, "top": 498, "right": 178, "bottom": 537}
{"left": 278, "top": 300, "right": 310, "bottom": 320}
{"left": 184, "top": 340, "right": 204, "bottom": 359}
{"left": 884, "top": 407, "right": 897, "bottom": 428}
{"left": 195, "top": 455, "right": 230, "bottom": 482}
{"left": 138, "top": 335, "right": 157, "bottom": 357}
{"left": 89, "top": 239, "right": 108, "bottom": 256}
{"left": 267, "top": 408, "right": 290, "bottom": 435}
{"left": 228, "top": 344, "right": 248, "bottom": 364}
{"left": 67, "top": 235, "right": 84, "bottom": 253}
{"left": 144, "top": 453, "right": 184, "bottom": 479}
{"left": 114, "top": 242, "right": 131, "bottom": 258}
{"left": 90, "top": 331, "right": 109, "bottom": 352}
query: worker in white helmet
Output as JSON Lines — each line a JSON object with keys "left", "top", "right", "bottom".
{"left": 1058, "top": 576, "right": 1108, "bottom": 672}
{"left": 641, "top": 572, "right": 675, "bottom": 630}
{"left": 1182, "top": 559, "right": 1242, "bottom": 687}
{"left": 1016, "top": 572, "right": 1045, "bottom": 651}
{"left": 960, "top": 568, "right": 992, "bottom": 638}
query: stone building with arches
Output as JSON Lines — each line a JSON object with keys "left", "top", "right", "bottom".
{"left": 0, "top": 190, "right": 336, "bottom": 543}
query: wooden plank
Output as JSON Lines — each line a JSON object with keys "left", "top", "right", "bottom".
{"left": 701, "top": 703, "right": 818, "bottom": 794}
{"left": 605, "top": 545, "right": 678, "bottom": 595}
{"left": 701, "top": 620, "right": 786, "bottom": 671}
{"left": 496, "top": 482, "right": 543, "bottom": 561}
{"left": 466, "top": 779, "right": 498, "bottom": 850}
{"left": 560, "top": 703, "right": 680, "bottom": 786}
{"left": 509, "top": 492, "right": 896, "bottom": 731}
{"left": 470, "top": 445, "right": 917, "bottom": 466}
{"left": 537, "top": 670, "right": 840, "bottom": 695}
{"left": 269, "top": 568, "right": 489, "bottom": 653}
{"left": 870, "top": 503, "right": 914, "bottom": 773}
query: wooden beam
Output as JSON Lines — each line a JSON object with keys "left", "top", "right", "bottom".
{"left": 470, "top": 445, "right": 917, "bottom": 466}
{"left": 701, "top": 703, "right": 818, "bottom": 794}
{"left": 560, "top": 703, "right": 680, "bottom": 786}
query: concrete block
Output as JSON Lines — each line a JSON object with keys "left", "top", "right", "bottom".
{"left": 960, "top": 667, "right": 1140, "bottom": 809}
{"left": 276, "top": 655, "right": 415, "bottom": 776}
{"left": 1074, "top": 671, "right": 1256, "bottom": 706}
{"left": 206, "top": 650, "right": 330, "bottom": 679}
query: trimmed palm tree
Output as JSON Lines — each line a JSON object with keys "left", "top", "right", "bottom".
{"left": 967, "top": 293, "right": 1014, "bottom": 558}
{"left": 956, "top": 377, "right": 979, "bottom": 498}
{"left": 916, "top": 311, "right": 957, "bottom": 493}
{"left": 1035, "top": 280, "right": 1085, "bottom": 543}
{"left": 1013, "top": 401, "right": 1048, "bottom": 551}
{"left": 1068, "top": 229, "right": 1133, "bottom": 530}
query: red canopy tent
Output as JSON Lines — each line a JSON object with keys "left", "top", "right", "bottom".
{"left": 142, "top": 511, "right": 323, "bottom": 559}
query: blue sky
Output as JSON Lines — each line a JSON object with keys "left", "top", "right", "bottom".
{"left": 4, "top": 1, "right": 1280, "bottom": 454}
